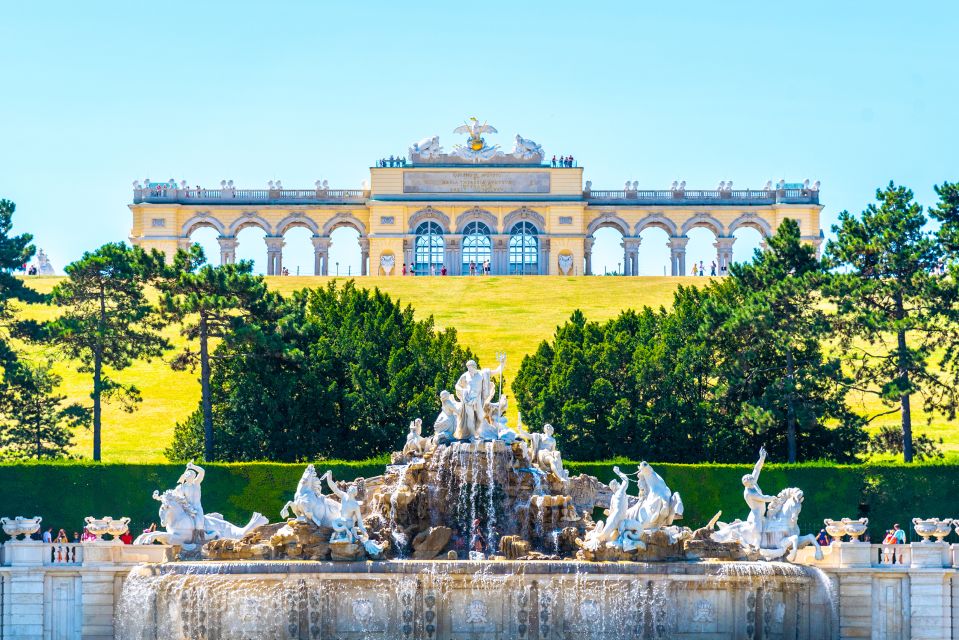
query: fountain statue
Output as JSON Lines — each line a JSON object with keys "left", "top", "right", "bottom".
{"left": 115, "top": 355, "right": 835, "bottom": 639}
{"left": 133, "top": 461, "right": 267, "bottom": 551}
{"left": 279, "top": 464, "right": 341, "bottom": 527}
{"left": 710, "top": 448, "right": 823, "bottom": 562}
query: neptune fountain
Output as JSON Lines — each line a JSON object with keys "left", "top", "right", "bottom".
{"left": 116, "top": 356, "right": 835, "bottom": 639}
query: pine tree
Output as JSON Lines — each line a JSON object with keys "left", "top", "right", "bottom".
{"left": 706, "top": 218, "right": 865, "bottom": 462}
{"left": 157, "top": 245, "right": 270, "bottom": 461}
{"left": 46, "top": 243, "right": 169, "bottom": 460}
{"left": 826, "top": 182, "right": 958, "bottom": 462}
{"left": 0, "top": 199, "right": 39, "bottom": 373}
{"left": 0, "top": 361, "right": 88, "bottom": 459}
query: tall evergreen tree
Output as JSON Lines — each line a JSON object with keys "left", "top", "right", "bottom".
{"left": 157, "top": 245, "right": 270, "bottom": 461}
{"left": 706, "top": 219, "right": 864, "bottom": 462}
{"left": 826, "top": 182, "right": 958, "bottom": 462}
{"left": 0, "top": 199, "right": 39, "bottom": 373}
{"left": 0, "top": 361, "right": 89, "bottom": 459}
{"left": 46, "top": 243, "right": 169, "bottom": 460}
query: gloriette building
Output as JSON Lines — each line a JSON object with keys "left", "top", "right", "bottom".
{"left": 129, "top": 119, "right": 823, "bottom": 276}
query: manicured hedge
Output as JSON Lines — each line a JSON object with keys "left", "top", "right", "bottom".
{"left": 1, "top": 460, "right": 955, "bottom": 543}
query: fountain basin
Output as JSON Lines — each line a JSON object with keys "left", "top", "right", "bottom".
{"left": 116, "top": 560, "right": 835, "bottom": 639}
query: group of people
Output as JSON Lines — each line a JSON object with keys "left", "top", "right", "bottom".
{"left": 551, "top": 155, "right": 576, "bottom": 168}
{"left": 814, "top": 522, "right": 909, "bottom": 564}
{"left": 690, "top": 260, "right": 725, "bottom": 277}
{"left": 399, "top": 261, "right": 493, "bottom": 276}
{"left": 377, "top": 156, "right": 408, "bottom": 168}
{"left": 33, "top": 525, "right": 137, "bottom": 545}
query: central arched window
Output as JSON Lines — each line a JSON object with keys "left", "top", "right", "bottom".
{"left": 462, "top": 221, "right": 491, "bottom": 274}
{"left": 414, "top": 221, "right": 444, "bottom": 274}
{"left": 509, "top": 221, "right": 539, "bottom": 274}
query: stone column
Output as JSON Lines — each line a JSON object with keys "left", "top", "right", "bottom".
{"left": 311, "top": 236, "right": 330, "bottom": 275}
{"left": 668, "top": 236, "right": 689, "bottom": 276}
{"left": 714, "top": 236, "right": 735, "bottom": 274}
{"left": 584, "top": 237, "right": 594, "bottom": 275}
{"left": 264, "top": 236, "right": 284, "bottom": 275}
{"left": 217, "top": 236, "right": 238, "bottom": 265}
{"left": 359, "top": 238, "right": 370, "bottom": 276}
{"left": 177, "top": 236, "right": 192, "bottom": 252}
{"left": 492, "top": 235, "right": 509, "bottom": 275}
{"left": 403, "top": 238, "right": 414, "bottom": 272}
{"left": 445, "top": 235, "right": 462, "bottom": 276}
{"left": 623, "top": 238, "right": 641, "bottom": 276}
{"left": 538, "top": 238, "right": 550, "bottom": 275}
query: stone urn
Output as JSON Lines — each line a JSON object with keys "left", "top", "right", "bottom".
{"left": 84, "top": 517, "right": 113, "bottom": 542}
{"left": 1, "top": 516, "right": 42, "bottom": 542}
{"left": 841, "top": 517, "right": 869, "bottom": 543}
{"left": 913, "top": 518, "right": 939, "bottom": 543}
{"left": 823, "top": 519, "right": 845, "bottom": 541}
{"left": 933, "top": 518, "right": 954, "bottom": 543}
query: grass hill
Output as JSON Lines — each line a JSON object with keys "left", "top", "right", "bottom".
{"left": 12, "top": 275, "right": 957, "bottom": 462}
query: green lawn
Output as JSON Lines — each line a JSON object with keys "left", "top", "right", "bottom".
{"left": 12, "top": 275, "right": 957, "bottom": 462}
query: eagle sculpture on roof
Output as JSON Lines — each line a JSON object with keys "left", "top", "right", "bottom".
{"left": 454, "top": 117, "right": 498, "bottom": 152}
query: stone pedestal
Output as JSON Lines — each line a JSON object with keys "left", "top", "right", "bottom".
{"left": 836, "top": 541, "right": 873, "bottom": 568}
{"left": 911, "top": 542, "right": 948, "bottom": 568}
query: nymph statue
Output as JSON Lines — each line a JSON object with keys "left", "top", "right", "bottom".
{"left": 134, "top": 461, "right": 267, "bottom": 546}
{"left": 517, "top": 423, "right": 569, "bottom": 480}
{"left": 326, "top": 472, "right": 369, "bottom": 539}
{"left": 581, "top": 466, "right": 630, "bottom": 550}
{"left": 280, "top": 465, "right": 342, "bottom": 528}
{"left": 433, "top": 390, "right": 460, "bottom": 444}
{"left": 623, "top": 461, "right": 684, "bottom": 530}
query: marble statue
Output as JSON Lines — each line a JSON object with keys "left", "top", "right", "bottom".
{"left": 512, "top": 134, "right": 544, "bottom": 160}
{"left": 558, "top": 254, "right": 574, "bottom": 275}
{"left": 36, "top": 249, "right": 55, "bottom": 276}
{"left": 380, "top": 254, "right": 395, "bottom": 275}
{"left": 325, "top": 472, "right": 369, "bottom": 539}
{"left": 582, "top": 466, "right": 630, "bottom": 550}
{"left": 403, "top": 418, "right": 431, "bottom": 456}
{"left": 280, "top": 465, "right": 342, "bottom": 528}
{"left": 433, "top": 390, "right": 460, "bottom": 444}
{"left": 134, "top": 461, "right": 267, "bottom": 546}
{"left": 517, "top": 423, "right": 569, "bottom": 480}
{"left": 455, "top": 359, "right": 503, "bottom": 440}
{"left": 623, "top": 461, "right": 683, "bottom": 530}
{"left": 409, "top": 135, "right": 444, "bottom": 160}
{"left": 710, "top": 448, "right": 822, "bottom": 562}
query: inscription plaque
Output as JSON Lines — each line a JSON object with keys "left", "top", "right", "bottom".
{"left": 403, "top": 171, "right": 550, "bottom": 194}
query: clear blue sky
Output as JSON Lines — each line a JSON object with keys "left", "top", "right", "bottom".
{"left": 2, "top": 1, "right": 957, "bottom": 276}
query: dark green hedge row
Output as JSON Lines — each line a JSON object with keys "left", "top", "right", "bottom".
{"left": 1, "top": 460, "right": 955, "bottom": 542}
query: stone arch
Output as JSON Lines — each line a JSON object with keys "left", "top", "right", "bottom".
{"left": 680, "top": 213, "right": 724, "bottom": 237}
{"left": 228, "top": 212, "right": 273, "bottom": 236}
{"left": 728, "top": 212, "right": 773, "bottom": 238}
{"left": 586, "top": 212, "right": 630, "bottom": 237}
{"left": 455, "top": 207, "right": 498, "bottom": 234}
{"left": 503, "top": 207, "right": 546, "bottom": 233}
{"left": 276, "top": 212, "right": 320, "bottom": 236}
{"left": 634, "top": 213, "right": 678, "bottom": 237}
{"left": 408, "top": 206, "right": 450, "bottom": 233}
{"left": 181, "top": 213, "right": 226, "bottom": 237}
{"left": 322, "top": 212, "right": 367, "bottom": 236}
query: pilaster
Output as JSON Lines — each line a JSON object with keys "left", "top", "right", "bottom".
{"left": 583, "top": 237, "right": 594, "bottom": 276}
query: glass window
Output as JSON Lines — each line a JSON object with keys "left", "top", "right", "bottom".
{"left": 462, "top": 221, "right": 491, "bottom": 274}
{"left": 508, "top": 221, "right": 538, "bottom": 275}
{"left": 414, "top": 221, "right": 444, "bottom": 274}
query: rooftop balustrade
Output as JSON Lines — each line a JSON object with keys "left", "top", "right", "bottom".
{"left": 133, "top": 185, "right": 370, "bottom": 205}
{"left": 583, "top": 187, "right": 820, "bottom": 205}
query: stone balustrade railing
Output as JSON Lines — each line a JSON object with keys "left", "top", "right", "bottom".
{"left": 133, "top": 185, "right": 819, "bottom": 206}
{"left": 583, "top": 188, "right": 820, "bottom": 205}
{"left": 133, "top": 186, "right": 371, "bottom": 205}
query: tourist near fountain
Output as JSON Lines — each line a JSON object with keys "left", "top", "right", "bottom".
{"left": 110, "top": 354, "right": 839, "bottom": 638}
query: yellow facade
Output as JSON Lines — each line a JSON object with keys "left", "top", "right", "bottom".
{"left": 130, "top": 162, "right": 822, "bottom": 276}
